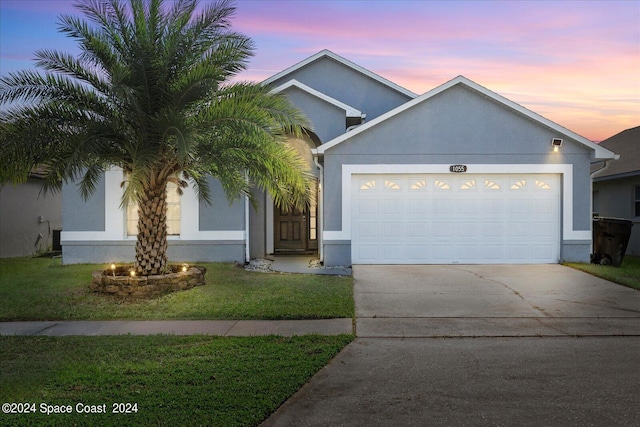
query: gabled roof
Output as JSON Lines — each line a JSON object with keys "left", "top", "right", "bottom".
{"left": 592, "top": 126, "right": 640, "bottom": 180}
{"left": 270, "top": 79, "right": 364, "bottom": 118}
{"left": 315, "top": 75, "right": 617, "bottom": 161}
{"left": 263, "top": 49, "right": 417, "bottom": 99}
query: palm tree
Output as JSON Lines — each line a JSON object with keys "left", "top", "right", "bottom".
{"left": 0, "top": 0, "right": 313, "bottom": 276}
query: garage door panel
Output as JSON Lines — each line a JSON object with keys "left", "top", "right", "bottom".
{"left": 383, "top": 200, "right": 403, "bottom": 215}
{"left": 407, "top": 199, "right": 430, "bottom": 215}
{"left": 357, "top": 222, "right": 379, "bottom": 238}
{"left": 531, "top": 222, "right": 555, "bottom": 238}
{"left": 432, "top": 221, "right": 455, "bottom": 237}
{"left": 482, "top": 244, "right": 506, "bottom": 261}
{"left": 406, "top": 222, "right": 429, "bottom": 238}
{"left": 430, "top": 244, "right": 454, "bottom": 262}
{"left": 457, "top": 244, "right": 482, "bottom": 262}
{"left": 383, "top": 245, "right": 404, "bottom": 260}
{"left": 433, "top": 204, "right": 455, "bottom": 216}
{"left": 506, "top": 245, "right": 531, "bottom": 261}
{"left": 458, "top": 199, "right": 480, "bottom": 215}
{"left": 383, "top": 222, "right": 403, "bottom": 239}
{"left": 457, "top": 222, "right": 480, "bottom": 238}
{"left": 351, "top": 173, "right": 560, "bottom": 264}
{"left": 532, "top": 198, "right": 554, "bottom": 214}
{"left": 481, "top": 198, "right": 504, "bottom": 215}
{"left": 531, "top": 244, "right": 557, "bottom": 260}
{"left": 356, "top": 199, "right": 379, "bottom": 215}
{"left": 356, "top": 245, "right": 379, "bottom": 261}
{"left": 406, "top": 245, "right": 432, "bottom": 261}
{"left": 481, "top": 221, "right": 505, "bottom": 238}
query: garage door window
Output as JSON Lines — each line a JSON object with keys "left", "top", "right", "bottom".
{"left": 460, "top": 180, "right": 476, "bottom": 190}
{"left": 410, "top": 179, "right": 427, "bottom": 190}
{"left": 510, "top": 180, "right": 526, "bottom": 190}
{"left": 435, "top": 180, "right": 451, "bottom": 190}
{"left": 384, "top": 180, "right": 401, "bottom": 191}
{"left": 536, "top": 180, "right": 552, "bottom": 190}
{"left": 485, "top": 180, "right": 501, "bottom": 190}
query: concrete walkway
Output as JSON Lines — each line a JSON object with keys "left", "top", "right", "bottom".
{"left": 270, "top": 255, "right": 352, "bottom": 276}
{"left": 0, "top": 319, "right": 353, "bottom": 337}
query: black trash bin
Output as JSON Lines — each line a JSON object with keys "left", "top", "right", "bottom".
{"left": 591, "top": 217, "right": 634, "bottom": 267}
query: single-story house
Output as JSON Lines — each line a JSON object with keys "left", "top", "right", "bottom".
{"left": 61, "top": 50, "right": 616, "bottom": 266}
{"left": 1, "top": 169, "right": 62, "bottom": 258}
{"left": 592, "top": 126, "right": 639, "bottom": 256}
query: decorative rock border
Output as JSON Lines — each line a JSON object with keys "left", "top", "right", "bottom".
{"left": 90, "top": 265, "right": 207, "bottom": 299}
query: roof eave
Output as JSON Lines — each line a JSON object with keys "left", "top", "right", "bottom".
{"left": 262, "top": 49, "right": 418, "bottom": 99}
{"left": 593, "top": 170, "right": 640, "bottom": 182}
{"left": 269, "top": 79, "right": 363, "bottom": 118}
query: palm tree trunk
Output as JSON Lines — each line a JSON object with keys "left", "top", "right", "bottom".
{"left": 135, "top": 183, "right": 169, "bottom": 276}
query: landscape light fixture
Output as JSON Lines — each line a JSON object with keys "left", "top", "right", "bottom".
{"left": 551, "top": 138, "right": 563, "bottom": 153}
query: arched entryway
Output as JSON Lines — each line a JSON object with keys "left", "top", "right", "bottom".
{"left": 272, "top": 132, "right": 321, "bottom": 254}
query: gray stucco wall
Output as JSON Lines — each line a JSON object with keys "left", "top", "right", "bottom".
{"left": 249, "top": 189, "right": 267, "bottom": 260}
{"left": 62, "top": 241, "right": 245, "bottom": 264}
{"left": 593, "top": 176, "right": 640, "bottom": 256}
{"left": 199, "top": 177, "right": 245, "bottom": 231}
{"left": 269, "top": 56, "right": 413, "bottom": 122}
{"left": 0, "top": 178, "right": 62, "bottom": 257}
{"left": 282, "top": 86, "right": 349, "bottom": 143}
{"left": 322, "top": 84, "right": 595, "bottom": 265}
{"left": 63, "top": 174, "right": 105, "bottom": 231}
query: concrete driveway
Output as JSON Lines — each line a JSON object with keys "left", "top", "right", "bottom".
{"left": 262, "top": 265, "right": 640, "bottom": 426}
{"left": 355, "top": 264, "right": 640, "bottom": 337}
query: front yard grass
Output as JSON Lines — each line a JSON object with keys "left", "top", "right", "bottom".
{"left": 0, "top": 257, "right": 354, "bottom": 321}
{"left": 566, "top": 255, "right": 640, "bottom": 291}
{"left": 0, "top": 334, "right": 353, "bottom": 427}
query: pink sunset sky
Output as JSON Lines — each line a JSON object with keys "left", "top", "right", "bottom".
{"left": 1, "top": 0, "right": 638, "bottom": 142}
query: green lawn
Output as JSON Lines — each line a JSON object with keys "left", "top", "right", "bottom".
{"left": 0, "top": 258, "right": 354, "bottom": 321}
{"left": 0, "top": 334, "right": 353, "bottom": 427}
{"left": 0, "top": 258, "right": 354, "bottom": 426}
{"left": 566, "top": 255, "right": 640, "bottom": 291}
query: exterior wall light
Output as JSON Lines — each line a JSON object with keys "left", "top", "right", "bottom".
{"left": 551, "top": 138, "right": 563, "bottom": 153}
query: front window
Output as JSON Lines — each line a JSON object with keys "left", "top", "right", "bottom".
{"left": 635, "top": 186, "right": 640, "bottom": 217}
{"left": 309, "top": 182, "right": 318, "bottom": 241}
{"left": 127, "top": 181, "right": 181, "bottom": 236}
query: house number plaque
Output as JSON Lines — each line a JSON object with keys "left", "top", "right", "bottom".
{"left": 449, "top": 165, "right": 467, "bottom": 173}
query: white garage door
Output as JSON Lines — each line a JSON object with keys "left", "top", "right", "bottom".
{"left": 351, "top": 174, "right": 560, "bottom": 264}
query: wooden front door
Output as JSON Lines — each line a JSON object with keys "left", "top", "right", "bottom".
{"left": 273, "top": 181, "right": 319, "bottom": 253}
{"left": 275, "top": 206, "right": 308, "bottom": 251}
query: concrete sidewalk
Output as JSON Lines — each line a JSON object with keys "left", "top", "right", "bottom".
{"left": 0, "top": 318, "right": 353, "bottom": 337}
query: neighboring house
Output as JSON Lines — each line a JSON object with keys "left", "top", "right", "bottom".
{"left": 61, "top": 49, "right": 616, "bottom": 266}
{"left": 0, "top": 170, "right": 62, "bottom": 258}
{"left": 592, "top": 126, "right": 640, "bottom": 256}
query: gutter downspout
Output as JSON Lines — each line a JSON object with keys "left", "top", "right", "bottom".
{"left": 590, "top": 159, "right": 611, "bottom": 177}
{"left": 313, "top": 150, "right": 324, "bottom": 264}
{"left": 244, "top": 173, "right": 250, "bottom": 263}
